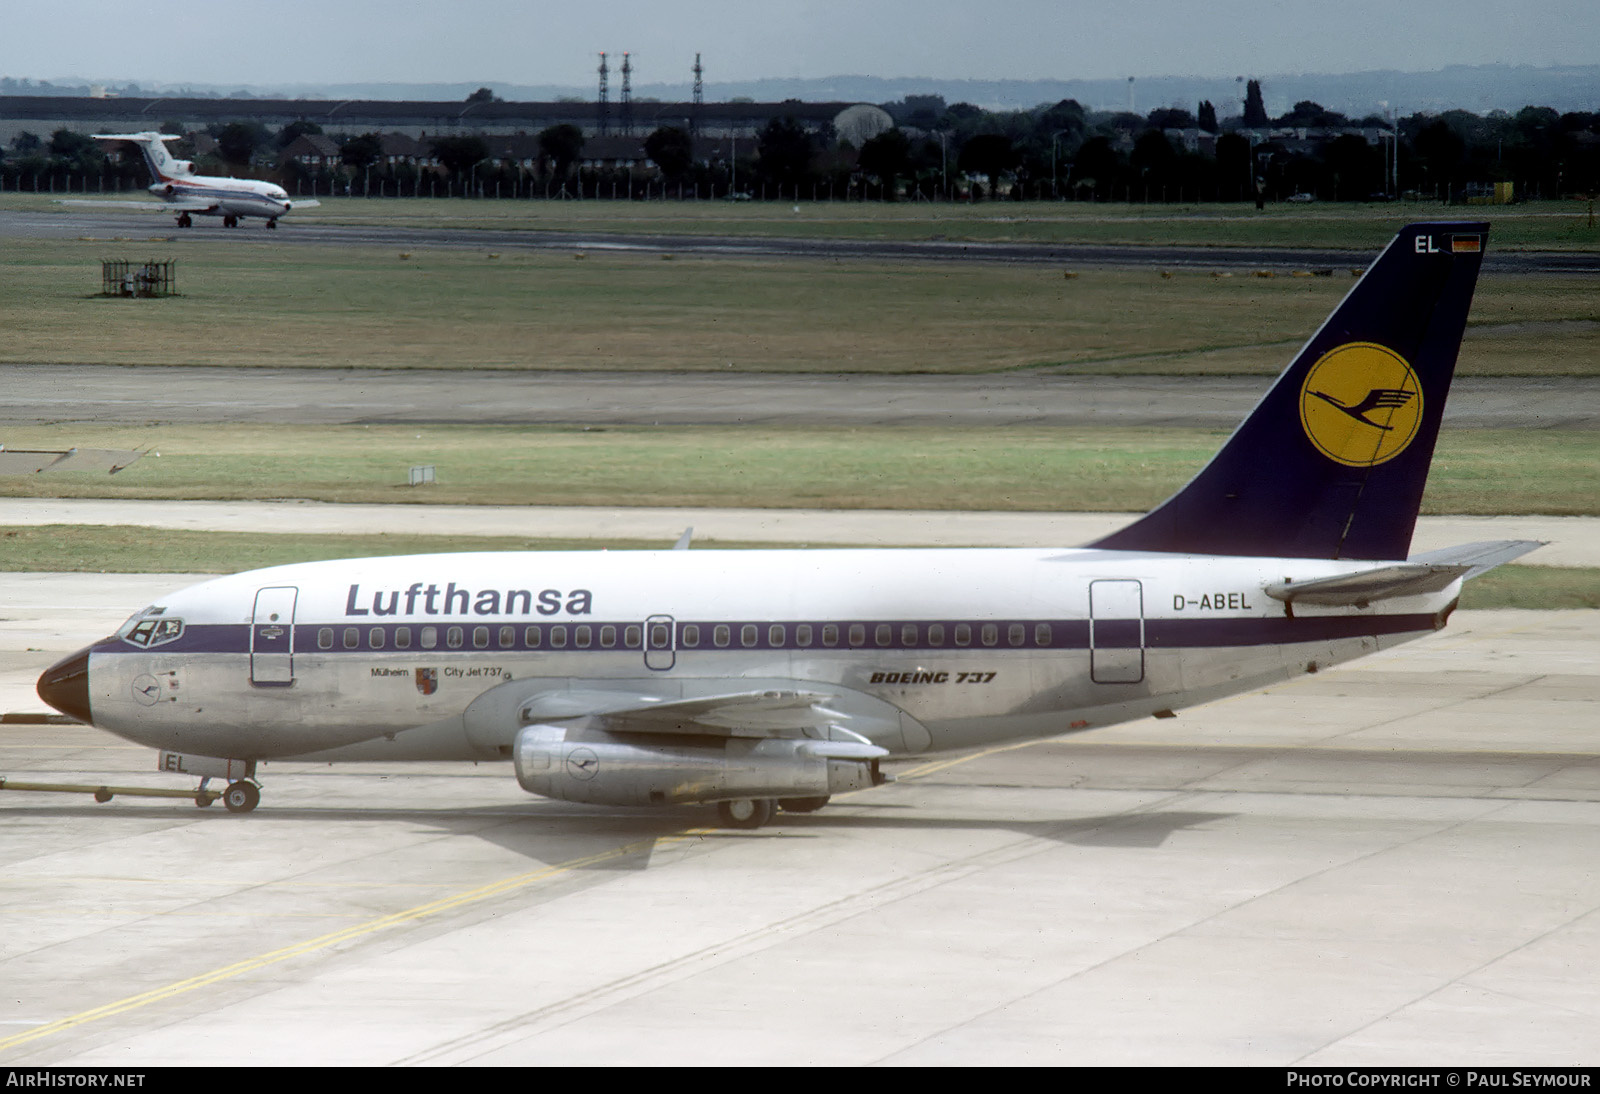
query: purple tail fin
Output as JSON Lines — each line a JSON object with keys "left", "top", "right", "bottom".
{"left": 1091, "top": 222, "right": 1488, "bottom": 561}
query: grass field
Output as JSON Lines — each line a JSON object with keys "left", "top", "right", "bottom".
{"left": 0, "top": 524, "right": 1589, "bottom": 610}
{"left": 3, "top": 424, "right": 1597, "bottom": 516}
{"left": 0, "top": 235, "right": 1594, "bottom": 375}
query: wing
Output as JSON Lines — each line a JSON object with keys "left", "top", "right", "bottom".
{"left": 56, "top": 198, "right": 218, "bottom": 213}
{"left": 502, "top": 679, "right": 921, "bottom": 756}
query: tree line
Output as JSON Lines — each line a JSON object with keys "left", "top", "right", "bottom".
{"left": 5, "top": 85, "right": 1597, "bottom": 202}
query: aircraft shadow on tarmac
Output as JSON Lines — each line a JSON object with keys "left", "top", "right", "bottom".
{"left": 0, "top": 799, "right": 1233, "bottom": 864}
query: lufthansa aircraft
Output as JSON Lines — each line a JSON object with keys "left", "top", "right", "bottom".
{"left": 37, "top": 222, "right": 1540, "bottom": 826}
{"left": 61, "top": 132, "right": 319, "bottom": 229}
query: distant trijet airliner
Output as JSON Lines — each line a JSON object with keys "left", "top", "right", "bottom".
{"left": 59, "top": 131, "right": 319, "bottom": 229}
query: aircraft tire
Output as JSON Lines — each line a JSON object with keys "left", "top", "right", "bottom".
{"left": 223, "top": 781, "right": 259, "bottom": 814}
{"left": 778, "top": 796, "right": 830, "bottom": 813}
{"left": 716, "top": 798, "right": 774, "bottom": 829}
{"left": 194, "top": 795, "right": 213, "bottom": 808}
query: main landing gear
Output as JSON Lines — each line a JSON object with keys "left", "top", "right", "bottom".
{"left": 714, "top": 796, "right": 831, "bottom": 830}
{"left": 176, "top": 213, "right": 192, "bottom": 228}
{"left": 194, "top": 771, "right": 261, "bottom": 813}
{"left": 222, "top": 780, "right": 260, "bottom": 813}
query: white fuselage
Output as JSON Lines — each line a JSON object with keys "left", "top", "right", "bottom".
{"left": 150, "top": 174, "right": 293, "bottom": 220}
{"left": 81, "top": 548, "right": 1457, "bottom": 765}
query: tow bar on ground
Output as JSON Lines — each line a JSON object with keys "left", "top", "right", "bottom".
{"left": 0, "top": 775, "right": 222, "bottom": 807}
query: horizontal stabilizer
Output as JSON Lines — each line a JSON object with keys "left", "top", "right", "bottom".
{"left": 1265, "top": 540, "right": 1545, "bottom": 606}
{"left": 1407, "top": 539, "right": 1546, "bottom": 579}
{"left": 1265, "top": 564, "right": 1471, "bottom": 607}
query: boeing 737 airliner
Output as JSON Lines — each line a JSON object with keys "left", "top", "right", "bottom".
{"left": 37, "top": 222, "right": 1539, "bottom": 827}
{"left": 60, "top": 132, "right": 319, "bottom": 228}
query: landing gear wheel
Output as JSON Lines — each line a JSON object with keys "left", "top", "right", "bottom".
{"left": 716, "top": 798, "right": 774, "bottom": 829}
{"left": 177, "top": 213, "right": 192, "bottom": 228}
{"left": 93, "top": 787, "right": 113, "bottom": 803}
{"left": 195, "top": 795, "right": 213, "bottom": 808}
{"left": 778, "top": 796, "right": 830, "bottom": 813}
{"left": 223, "top": 780, "right": 259, "bottom": 814}
{"left": 223, "top": 215, "right": 238, "bottom": 228}
{"left": 266, "top": 219, "right": 278, "bottom": 230}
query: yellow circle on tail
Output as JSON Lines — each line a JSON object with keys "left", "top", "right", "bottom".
{"left": 1298, "top": 342, "right": 1423, "bottom": 467}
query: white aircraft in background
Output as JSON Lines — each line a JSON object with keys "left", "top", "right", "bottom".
{"left": 37, "top": 221, "right": 1540, "bottom": 827}
{"left": 59, "top": 132, "right": 318, "bottom": 229}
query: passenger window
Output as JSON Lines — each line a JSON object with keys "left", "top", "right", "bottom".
{"left": 741, "top": 624, "right": 757, "bottom": 648}
{"left": 821, "top": 624, "right": 839, "bottom": 647}
{"left": 901, "top": 623, "right": 918, "bottom": 646}
{"left": 768, "top": 624, "right": 785, "bottom": 647}
{"left": 1008, "top": 623, "right": 1026, "bottom": 647}
{"left": 447, "top": 626, "right": 463, "bottom": 649}
{"left": 875, "top": 624, "right": 891, "bottom": 647}
{"left": 473, "top": 626, "right": 489, "bottom": 649}
{"left": 714, "top": 624, "right": 730, "bottom": 648}
{"left": 1035, "top": 623, "right": 1053, "bottom": 647}
{"left": 343, "top": 627, "right": 358, "bottom": 649}
{"left": 681, "top": 624, "right": 700, "bottom": 647}
{"left": 848, "top": 624, "right": 866, "bottom": 647}
{"left": 981, "top": 624, "right": 998, "bottom": 647}
{"left": 499, "top": 625, "right": 515, "bottom": 649}
{"left": 600, "top": 625, "right": 617, "bottom": 648}
{"left": 549, "top": 626, "right": 567, "bottom": 648}
{"left": 624, "top": 625, "right": 642, "bottom": 648}
{"left": 369, "top": 628, "right": 385, "bottom": 649}
{"left": 928, "top": 623, "right": 945, "bottom": 646}
{"left": 395, "top": 626, "right": 412, "bottom": 649}
{"left": 954, "top": 624, "right": 971, "bottom": 647}
{"left": 524, "top": 625, "right": 541, "bottom": 647}
{"left": 421, "top": 626, "right": 437, "bottom": 650}
{"left": 318, "top": 628, "right": 333, "bottom": 650}
{"left": 796, "top": 624, "right": 813, "bottom": 646}
{"left": 575, "top": 625, "right": 592, "bottom": 648}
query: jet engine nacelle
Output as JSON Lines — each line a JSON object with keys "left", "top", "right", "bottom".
{"left": 513, "top": 723, "right": 885, "bottom": 807}
{"left": 172, "top": 160, "right": 195, "bottom": 176}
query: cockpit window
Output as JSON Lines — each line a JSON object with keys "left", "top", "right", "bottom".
{"left": 118, "top": 611, "right": 184, "bottom": 648}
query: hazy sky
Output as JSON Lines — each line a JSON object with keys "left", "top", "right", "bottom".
{"left": 6, "top": 0, "right": 1598, "bottom": 89}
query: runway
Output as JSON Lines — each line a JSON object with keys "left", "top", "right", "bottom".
{"left": 8, "top": 207, "right": 1600, "bottom": 274}
{"left": 1, "top": 576, "right": 1597, "bottom": 1065}
{"left": 1, "top": 498, "right": 1595, "bottom": 568}
{"left": 4, "top": 364, "right": 1599, "bottom": 429}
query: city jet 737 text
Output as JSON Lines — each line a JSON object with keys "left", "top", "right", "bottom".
{"left": 59, "top": 132, "right": 318, "bottom": 229}
{"left": 38, "top": 221, "right": 1540, "bottom": 826}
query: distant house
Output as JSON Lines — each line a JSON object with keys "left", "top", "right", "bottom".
{"left": 579, "top": 135, "right": 649, "bottom": 169}
{"left": 280, "top": 133, "right": 341, "bottom": 167}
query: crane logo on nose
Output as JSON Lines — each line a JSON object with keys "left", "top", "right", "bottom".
{"left": 1299, "top": 342, "right": 1423, "bottom": 467}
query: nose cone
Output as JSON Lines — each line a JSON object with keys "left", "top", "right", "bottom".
{"left": 37, "top": 649, "right": 92, "bottom": 723}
